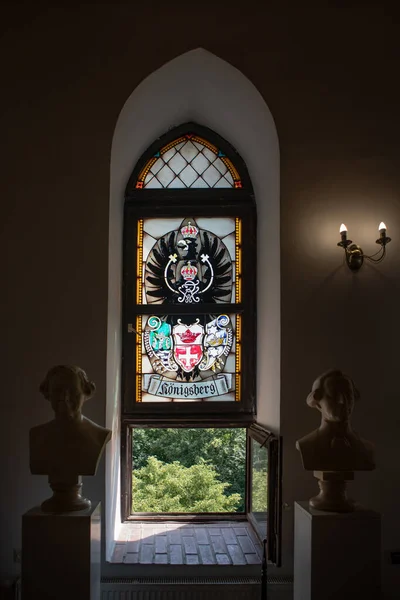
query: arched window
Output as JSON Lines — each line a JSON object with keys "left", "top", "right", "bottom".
{"left": 120, "top": 122, "right": 280, "bottom": 565}
{"left": 122, "top": 123, "right": 256, "bottom": 419}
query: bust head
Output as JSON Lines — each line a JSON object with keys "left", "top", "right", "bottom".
{"left": 31, "top": 365, "right": 111, "bottom": 512}
{"left": 297, "top": 369, "right": 375, "bottom": 509}
{"left": 296, "top": 369, "right": 375, "bottom": 473}
{"left": 31, "top": 364, "right": 111, "bottom": 477}
{"left": 306, "top": 369, "right": 360, "bottom": 423}
{"left": 39, "top": 365, "right": 96, "bottom": 420}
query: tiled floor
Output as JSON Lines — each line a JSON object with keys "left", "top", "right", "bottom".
{"left": 112, "top": 521, "right": 263, "bottom": 565}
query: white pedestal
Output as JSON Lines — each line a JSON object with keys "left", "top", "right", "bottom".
{"left": 294, "top": 500, "right": 381, "bottom": 600}
{"left": 22, "top": 501, "right": 101, "bottom": 600}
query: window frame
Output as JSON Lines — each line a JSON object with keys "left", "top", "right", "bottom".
{"left": 122, "top": 422, "right": 249, "bottom": 522}
{"left": 120, "top": 124, "right": 282, "bottom": 544}
{"left": 247, "top": 424, "right": 283, "bottom": 566}
{"left": 120, "top": 421, "right": 282, "bottom": 568}
{"left": 122, "top": 123, "right": 257, "bottom": 423}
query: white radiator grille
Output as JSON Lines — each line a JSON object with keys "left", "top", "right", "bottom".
{"left": 101, "top": 586, "right": 259, "bottom": 600}
{"left": 101, "top": 576, "right": 293, "bottom": 600}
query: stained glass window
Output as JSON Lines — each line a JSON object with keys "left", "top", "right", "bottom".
{"left": 133, "top": 216, "right": 242, "bottom": 403}
{"left": 123, "top": 123, "right": 255, "bottom": 416}
{"left": 135, "top": 313, "right": 241, "bottom": 403}
{"left": 135, "top": 134, "right": 242, "bottom": 189}
{"left": 137, "top": 217, "right": 242, "bottom": 305}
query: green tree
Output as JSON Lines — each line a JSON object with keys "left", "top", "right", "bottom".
{"left": 251, "top": 469, "right": 268, "bottom": 513}
{"left": 132, "top": 457, "right": 241, "bottom": 512}
{"left": 132, "top": 428, "right": 246, "bottom": 511}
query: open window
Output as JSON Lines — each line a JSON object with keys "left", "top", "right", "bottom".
{"left": 121, "top": 123, "right": 281, "bottom": 567}
{"left": 247, "top": 424, "right": 282, "bottom": 566}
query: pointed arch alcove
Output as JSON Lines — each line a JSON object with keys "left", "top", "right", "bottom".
{"left": 106, "top": 48, "right": 280, "bottom": 562}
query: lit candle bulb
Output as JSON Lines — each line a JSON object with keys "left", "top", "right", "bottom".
{"left": 376, "top": 221, "right": 391, "bottom": 246}
{"left": 339, "top": 223, "right": 347, "bottom": 241}
{"left": 378, "top": 222, "right": 387, "bottom": 243}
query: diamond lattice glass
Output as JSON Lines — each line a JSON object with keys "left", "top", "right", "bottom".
{"left": 136, "top": 135, "right": 241, "bottom": 189}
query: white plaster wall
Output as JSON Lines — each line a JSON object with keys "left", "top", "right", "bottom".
{"left": 106, "top": 48, "right": 280, "bottom": 560}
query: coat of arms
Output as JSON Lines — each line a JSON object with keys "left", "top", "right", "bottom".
{"left": 144, "top": 314, "right": 233, "bottom": 393}
{"left": 144, "top": 217, "right": 233, "bottom": 305}
{"left": 172, "top": 320, "right": 204, "bottom": 372}
{"left": 141, "top": 217, "right": 236, "bottom": 400}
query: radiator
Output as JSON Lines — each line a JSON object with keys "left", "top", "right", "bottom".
{"left": 101, "top": 576, "right": 293, "bottom": 600}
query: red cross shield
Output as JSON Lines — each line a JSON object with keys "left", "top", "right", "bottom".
{"left": 173, "top": 320, "right": 204, "bottom": 373}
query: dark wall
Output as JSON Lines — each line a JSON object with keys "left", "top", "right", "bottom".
{"left": 1, "top": 3, "right": 399, "bottom": 595}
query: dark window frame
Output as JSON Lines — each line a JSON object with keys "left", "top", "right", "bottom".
{"left": 123, "top": 422, "right": 249, "bottom": 523}
{"left": 122, "top": 123, "right": 257, "bottom": 423}
{"left": 247, "top": 424, "right": 283, "bottom": 566}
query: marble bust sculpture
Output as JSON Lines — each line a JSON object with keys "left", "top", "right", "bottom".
{"left": 296, "top": 369, "right": 375, "bottom": 472}
{"left": 30, "top": 365, "right": 111, "bottom": 512}
{"left": 296, "top": 369, "right": 375, "bottom": 511}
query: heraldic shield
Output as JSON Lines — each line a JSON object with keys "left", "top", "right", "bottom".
{"left": 173, "top": 320, "right": 204, "bottom": 373}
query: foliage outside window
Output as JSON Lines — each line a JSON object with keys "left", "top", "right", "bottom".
{"left": 131, "top": 428, "right": 246, "bottom": 513}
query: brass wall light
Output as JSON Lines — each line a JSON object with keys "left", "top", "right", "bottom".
{"left": 337, "top": 222, "right": 391, "bottom": 271}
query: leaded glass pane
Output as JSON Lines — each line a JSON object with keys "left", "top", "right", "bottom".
{"left": 137, "top": 217, "right": 242, "bottom": 305}
{"left": 179, "top": 165, "right": 198, "bottom": 187}
{"left": 157, "top": 165, "right": 175, "bottom": 187}
{"left": 143, "top": 218, "right": 183, "bottom": 238}
{"left": 191, "top": 177, "right": 208, "bottom": 188}
{"left": 221, "top": 233, "right": 236, "bottom": 259}
{"left": 191, "top": 153, "right": 209, "bottom": 175}
{"left": 224, "top": 171, "right": 234, "bottom": 185}
{"left": 136, "top": 313, "right": 240, "bottom": 402}
{"left": 150, "top": 158, "right": 164, "bottom": 175}
{"left": 180, "top": 140, "right": 199, "bottom": 162}
{"left": 142, "top": 232, "right": 156, "bottom": 262}
{"left": 167, "top": 177, "right": 186, "bottom": 189}
{"left": 162, "top": 148, "right": 176, "bottom": 162}
{"left": 137, "top": 135, "right": 241, "bottom": 189}
{"left": 202, "top": 164, "right": 221, "bottom": 187}
{"left": 202, "top": 147, "right": 216, "bottom": 162}
{"left": 214, "top": 176, "right": 231, "bottom": 188}
{"left": 168, "top": 152, "right": 187, "bottom": 175}
{"left": 145, "top": 178, "right": 163, "bottom": 189}
{"left": 195, "top": 217, "right": 236, "bottom": 236}
{"left": 213, "top": 157, "right": 228, "bottom": 175}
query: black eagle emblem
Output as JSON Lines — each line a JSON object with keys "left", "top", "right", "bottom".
{"left": 144, "top": 217, "right": 233, "bottom": 304}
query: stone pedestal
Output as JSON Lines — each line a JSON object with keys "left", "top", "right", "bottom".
{"left": 22, "top": 501, "right": 101, "bottom": 600}
{"left": 294, "top": 500, "right": 381, "bottom": 600}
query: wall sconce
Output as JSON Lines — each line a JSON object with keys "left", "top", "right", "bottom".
{"left": 337, "top": 222, "right": 391, "bottom": 271}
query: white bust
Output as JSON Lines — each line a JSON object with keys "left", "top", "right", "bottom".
{"left": 30, "top": 365, "right": 111, "bottom": 479}
{"left": 296, "top": 369, "right": 375, "bottom": 472}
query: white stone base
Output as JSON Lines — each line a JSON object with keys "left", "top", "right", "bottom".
{"left": 22, "top": 501, "right": 101, "bottom": 600}
{"left": 294, "top": 500, "right": 381, "bottom": 600}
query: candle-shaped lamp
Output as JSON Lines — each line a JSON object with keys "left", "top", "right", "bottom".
{"left": 338, "top": 223, "right": 352, "bottom": 248}
{"left": 377, "top": 222, "right": 391, "bottom": 246}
